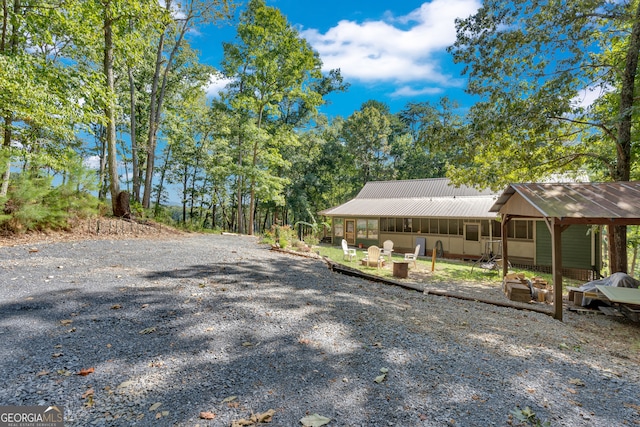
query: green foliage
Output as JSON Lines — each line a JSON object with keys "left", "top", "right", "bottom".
{"left": 510, "top": 407, "right": 550, "bottom": 427}
{"left": 0, "top": 161, "right": 98, "bottom": 233}
{"left": 448, "top": 0, "right": 640, "bottom": 188}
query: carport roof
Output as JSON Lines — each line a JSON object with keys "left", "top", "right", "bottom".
{"left": 490, "top": 182, "right": 640, "bottom": 225}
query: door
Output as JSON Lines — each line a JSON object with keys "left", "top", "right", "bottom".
{"left": 345, "top": 220, "right": 356, "bottom": 245}
{"left": 463, "top": 223, "right": 481, "bottom": 256}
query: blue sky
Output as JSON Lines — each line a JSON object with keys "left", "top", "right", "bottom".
{"left": 194, "top": 0, "right": 483, "bottom": 119}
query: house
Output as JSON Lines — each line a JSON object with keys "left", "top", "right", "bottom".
{"left": 319, "top": 178, "right": 600, "bottom": 279}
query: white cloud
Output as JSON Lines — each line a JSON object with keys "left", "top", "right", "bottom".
{"left": 390, "top": 85, "right": 444, "bottom": 98}
{"left": 83, "top": 155, "right": 101, "bottom": 170}
{"left": 205, "top": 73, "right": 233, "bottom": 98}
{"left": 572, "top": 84, "right": 613, "bottom": 109}
{"left": 301, "top": 0, "right": 481, "bottom": 85}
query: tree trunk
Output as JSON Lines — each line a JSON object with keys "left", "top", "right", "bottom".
{"left": 128, "top": 62, "right": 140, "bottom": 203}
{"left": 103, "top": 1, "right": 120, "bottom": 214}
{"left": 142, "top": 27, "right": 165, "bottom": 209}
{"left": 0, "top": 115, "right": 12, "bottom": 197}
{"left": 609, "top": 2, "right": 640, "bottom": 274}
{"left": 0, "top": 0, "right": 20, "bottom": 197}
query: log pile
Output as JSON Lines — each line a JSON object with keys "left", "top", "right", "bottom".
{"left": 502, "top": 273, "right": 552, "bottom": 303}
{"left": 503, "top": 273, "right": 532, "bottom": 303}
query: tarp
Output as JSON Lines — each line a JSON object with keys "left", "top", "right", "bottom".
{"left": 578, "top": 272, "right": 640, "bottom": 307}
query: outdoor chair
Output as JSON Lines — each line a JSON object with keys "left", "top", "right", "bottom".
{"left": 404, "top": 244, "right": 420, "bottom": 269}
{"left": 381, "top": 240, "right": 394, "bottom": 263}
{"left": 362, "top": 245, "right": 384, "bottom": 269}
{"left": 342, "top": 239, "right": 357, "bottom": 261}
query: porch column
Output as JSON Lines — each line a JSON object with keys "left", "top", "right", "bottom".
{"left": 551, "top": 218, "right": 563, "bottom": 321}
{"left": 501, "top": 215, "right": 510, "bottom": 278}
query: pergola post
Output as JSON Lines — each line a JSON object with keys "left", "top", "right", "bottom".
{"left": 551, "top": 218, "right": 563, "bottom": 321}
{"left": 501, "top": 215, "right": 510, "bottom": 279}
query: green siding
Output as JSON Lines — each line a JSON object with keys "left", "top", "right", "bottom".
{"left": 536, "top": 222, "right": 596, "bottom": 269}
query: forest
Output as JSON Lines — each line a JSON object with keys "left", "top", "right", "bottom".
{"left": 1, "top": 0, "right": 639, "bottom": 270}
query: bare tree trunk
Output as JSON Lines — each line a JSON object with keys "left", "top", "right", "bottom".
{"left": 128, "top": 61, "right": 140, "bottom": 203}
{"left": 0, "top": 0, "right": 20, "bottom": 197}
{"left": 609, "top": 2, "right": 640, "bottom": 273}
{"left": 103, "top": 1, "right": 120, "bottom": 214}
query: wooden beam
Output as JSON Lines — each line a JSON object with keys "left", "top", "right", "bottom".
{"left": 501, "top": 214, "right": 510, "bottom": 278}
{"left": 552, "top": 218, "right": 564, "bottom": 321}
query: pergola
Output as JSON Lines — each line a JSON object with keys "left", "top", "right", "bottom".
{"left": 490, "top": 182, "right": 640, "bottom": 321}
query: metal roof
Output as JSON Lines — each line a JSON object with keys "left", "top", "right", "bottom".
{"left": 355, "top": 178, "right": 495, "bottom": 199}
{"left": 319, "top": 178, "right": 499, "bottom": 218}
{"left": 490, "top": 182, "right": 640, "bottom": 225}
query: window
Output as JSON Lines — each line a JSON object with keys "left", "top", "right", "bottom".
{"left": 357, "top": 219, "right": 367, "bottom": 238}
{"left": 507, "top": 220, "right": 533, "bottom": 240}
{"left": 334, "top": 218, "right": 344, "bottom": 237}
{"left": 492, "top": 220, "right": 502, "bottom": 238}
{"left": 481, "top": 220, "right": 490, "bottom": 237}
{"left": 465, "top": 224, "right": 479, "bottom": 241}
{"left": 439, "top": 219, "right": 448, "bottom": 235}
{"left": 420, "top": 218, "right": 429, "bottom": 233}
{"left": 368, "top": 219, "right": 378, "bottom": 239}
{"left": 448, "top": 219, "right": 461, "bottom": 235}
{"left": 395, "top": 218, "right": 403, "bottom": 233}
{"left": 429, "top": 218, "right": 438, "bottom": 234}
{"left": 403, "top": 218, "right": 413, "bottom": 232}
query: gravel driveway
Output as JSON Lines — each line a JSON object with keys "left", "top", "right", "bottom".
{"left": 0, "top": 234, "right": 639, "bottom": 426}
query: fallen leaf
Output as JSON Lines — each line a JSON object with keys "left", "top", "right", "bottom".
{"left": 199, "top": 411, "right": 216, "bottom": 420}
{"left": 300, "top": 413, "right": 331, "bottom": 427}
{"left": 36, "top": 370, "right": 49, "bottom": 377}
{"left": 60, "top": 319, "right": 73, "bottom": 326}
{"left": 111, "top": 304, "right": 122, "bottom": 310}
{"left": 231, "top": 419, "right": 254, "bottom": 427}
{"left": 139, "top": 327, "right": 156, "bottom": 334}
{"left": 29, "top": 248, "right": 39, "bottom": 253}
{"left": 118, "top": 380, "right": 135, "bottom": 389}
{"left": 77, "top": 367, "right": 95, "bottom": 376}
{"left": 149, "top": 402, "right": 162, "bottom": 412}
{"left": 56, "top": 369, "right": 71, "bottom": 376}
{"left": 569, "top": 378, "right": 585, "bottom": 386}
{"left": 374, "top": 374, "right": 386, "bottom": 383}
{"left": 419, "top": 414, "right": 428, "bottom": 421}
{"left": 222, "top": 396, "right": 237, "bottom": 403}
{"left": 141, "top": 304, "right": 149, "bottom": 309}
{"left": 252, "top": 409, "right": 275, "bottom": 423}
{"left": 81, "top": 388, "right": 94, "bottom": 399}
{"left": 242, "top": 341, "right": 253, "bottom": 347}
{"left": 52, "top": 353, "right": 63, "bottom": 358}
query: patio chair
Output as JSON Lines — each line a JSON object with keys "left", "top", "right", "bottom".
{"left": 381, "top": 240, "right": 394, "bottom": 263}
{"left": 362, "top": 245, "right": 384, "bottom": 269}
{"left": 404, "top": 244, "right": 420, "bottom": 269}
{"left": 342, "top": 239, "right": 357, "bottom": 261}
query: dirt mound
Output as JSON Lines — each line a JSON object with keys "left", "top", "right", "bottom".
{"left": 0, "top": 217, "right": 184, "bottom": 247}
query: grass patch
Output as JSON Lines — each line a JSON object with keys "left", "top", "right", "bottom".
{"left": 315, "top": 244, "right": 581, "bottom": 292}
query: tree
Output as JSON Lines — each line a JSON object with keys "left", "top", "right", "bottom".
{"left": 0, "top": 0, "right": 97, "bottom": 196}
{"left": 220, "top": 0, "right": 327, "bottom": 235}
{"left": 342, "top": 103, "right": 392, "bottom": 186}
{"left": 449, "top": 0, "right": 640, "bottom": 272}
{"left": 141, "top": 0, "right": 236, "bottom": 209}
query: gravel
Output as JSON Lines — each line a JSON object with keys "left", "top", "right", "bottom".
{"left": 0, "top": 233, "right": 639, "bottom": 426}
